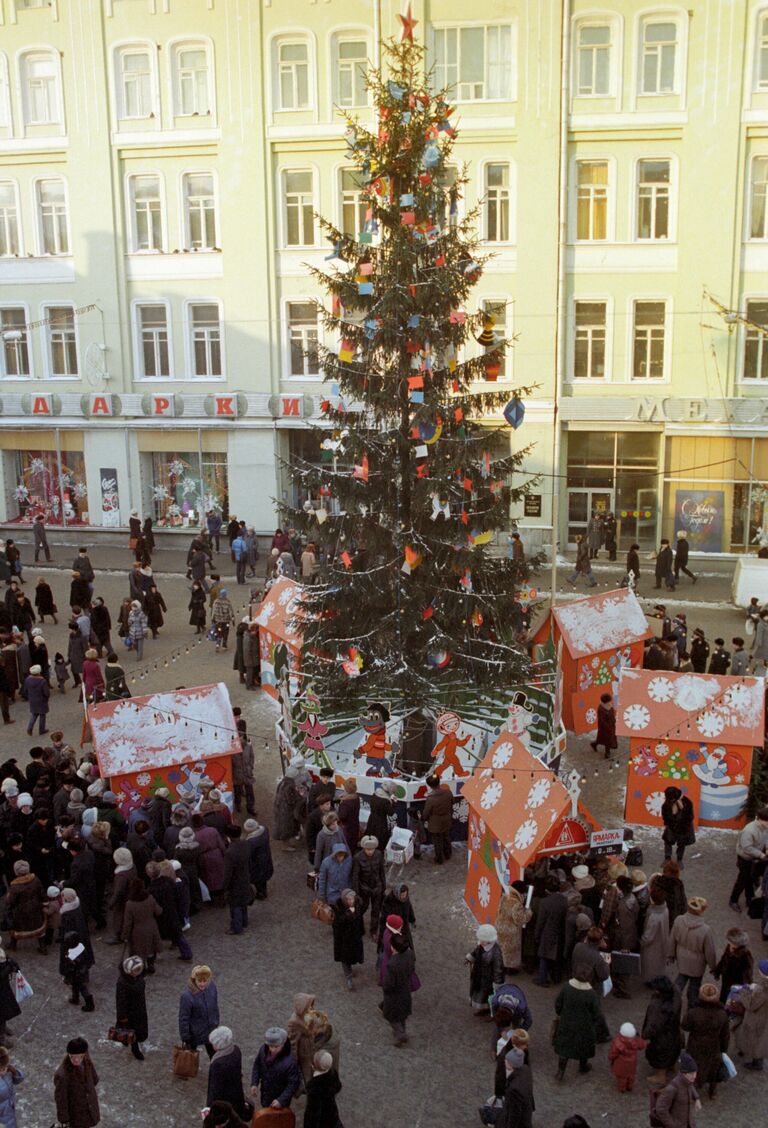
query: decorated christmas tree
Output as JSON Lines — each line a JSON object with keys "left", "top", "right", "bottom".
{"left": 281, "top": 20, "right": 539, "bottom": 725}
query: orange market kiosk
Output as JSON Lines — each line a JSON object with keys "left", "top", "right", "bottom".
{"left": 254, "top": 576, "right": 303, "bottom": 701}
{"left": 88, "top": 682, "right": 240, "bottom": 814}
{"left": 532, "top": 588, "right": 651, "bottom": 735}
{"left": 617, "top": 668, "right": 764, "bottom": 831}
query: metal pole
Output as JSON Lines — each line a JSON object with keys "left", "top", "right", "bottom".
{"left": 197, "top": 427, "right": 205, "bottom": 530}
{"left": 550, "top": 0, "right": 571, "bottom": 611}
{"left": 54, "top": 426, "right": 67, "bottom": 528}
{"left": 373, "top": 0, "right": 381, "bottom": 69}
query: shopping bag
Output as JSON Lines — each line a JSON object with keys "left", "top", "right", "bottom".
{"left": 123, "top": 637, "right": 133, "bottom": 649}
{"left": 13, "top": 971, "right": 33, "bottom": 1004}
{"left": 745, "top": 618, "right": 755, "bottom": 637}
{"left": 199, "top": 879, "right": 212, "bottom": 903}
{"left": 721, "top": 1052, "right": 737, "bottom": 1080}
{"left": 172, "top": 1044, "right": 199, "bottom": 1078}
{"left": 252, "top": 1108, "right": 295, "bottom": 1127}
{"left": 128, "top": 537, "right": 138, "bottom": 551}
{"left": 310, "top": 898, "right": 333, "bottom": 924}
{"left": 602, "top": 974, "right": 613, "bottom": 997}
{"left": 108, "top": 1025, "right": 135, "bottom": 1045}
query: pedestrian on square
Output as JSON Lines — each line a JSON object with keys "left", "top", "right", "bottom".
{"left": 189, "top": 581, "right": 207, "bottom": 634}
{"left": 121, "top": 879, "right": 161, "bottom": 973}
{"left": 674, "top": 531, "right": 697, "bottom": 584}
{"left": 242, "top": 623, "right": 260, "bottom": 690}
{"left": 603, "top": 512, "right": 617, "bottom": 561}
{"left": 734, "top": 957, "right": 768, "bottom": 1070}
{"left": 0, "top": 1045, "right": 23, "bottom": 1128}
{"left": 314, "top": 811, "right": 347, "bottom": 872}
{"left": 681, "top": 982, "right": 730, "bottom": 1099}
{"left": 467, "top": 923, "right": 504, "bottom": 1013}
{"left": 53, "top": 1036, "right": 100, "bottom": 1128}
{"left": 179, "top": 965, "right": 220, "bottom": 1059}
{"left": 207, "top": 1026, "right": 248, "bottom": 1119}
{"left": 34, "top": 577, "right": 57, "bottom": 625}
{"left": 653, "top": 1054, "right": 701, "bottom": 1126}
{"left": 33, "top": 514, "right": 51, "bottom": 563}
{"left": 207, "top": 511, "right": 223, "bottom": 553}
{"left": 625, "top": 543, "right": 641, "bottom": 591}
{"left": 654, "top": 539, "right": 676, "bottom": 591}
{"left": 751, "top": 610, "right": 768, "bottom": 671}
{"left": 378, "top": 884, "right": 416, "bottom": 950}
{"left": 641, "top": 976, "right": 683, "bottom": 1086}
{"left": 272, "top": 765, "right": 302, "bottom": 845}
{"left": 422, "top": 774, "right": 454, "bottom": 864}
{"left": 661, "top": 787, "right": 696, "bottom": 868}
{"left": 608, "top": 1021, "right": 648, "bottom": 1093}
{"left": 337, "top": 778, "right": 360, "bottom": 851}
{"left": 60, "top": 927, "right": 95, "bottom": 1013}
{"left": 243, "top": 818, "right": 273, "bottom": 900}
{"left": 728, "top": 805, "right": 768, "bottom": 912}
{"left": 534, "top": 875, "right": 568, "bottom": 987}
{"left": 650, "top": 859, "right": 688, "bottom": 926}
{"left": 222, "top": 825, "right": 251, "bottom": 936}
{"left": 714, "top": 927, "right": 752, "bottom": 1003}
{"left": 191, "top": 813, "right": 227, "bottom": 896}
{"left": 126, "top": 601, "right": 148, "bottom": 661}
{"left": 641, "top": 886, "right": 671, "bottom": 982}
{"left": 589, "top": 692, "right": 616, "bottom": 759}
{"left": 81, "top": 650, "right": 104, "bottom": 704}
{"left": 331, "top": 887, "right": 364, "bottom": 990}
{"left": 365, "top": 783, "right": 397, "bottom": 854}
{"left": 587, "top": 512, "right": 603, "bottom": 559}
{"left": 22, "top": 665, "right": 49, "bottom": 735}
{"left": 496, "top": 881, "right": 532, "bottom": 976}
{"left": 146, "top": 860, "right": 192, "bottom": 960}
{"left": 250, "top": 1027, "right": 301, "bottom": 1111}
{"left": 144, "top": 584, "right": 166, "bottom": 639}
{"left": 382, "top": 933, "right": 416, "bottom": 1047}
{"left": 351, "top": 834, "right": 386, "bottom": 937}
{"left": 708, "top": 638, "right": 730, "bottom": 674}
{"left": 232, "top": 734, "right": 256, "bottom": 815}
{"left": 211, "top": 589, "right": 235, "bottom": 651}
{"left": 566, "top": 535, "right": 597, "bottom": 588}
{"left": 553, "top": 966, "right": 600, "bottom": 1081}
{"left": 104, "top": 653, "right": 128, "bottom": 701}
{"left": 667, "top": 896, "right": 717, "bottom": 1007}
{"left": 304, "top": 1049, "right": 343, "bottom": 1128}
{"left": 689, "top": 629, "right": 709, "bottom": 673}
{"left": 730, "top": 636, "right": 749, "bottom": 676}
{"left": 114, "top": 955, "right": 148, "bottom": 1061}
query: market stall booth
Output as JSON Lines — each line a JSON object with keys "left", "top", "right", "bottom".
{"left": 88, "top": 682, "right": 240, "bottom": 813}
{"left": 254, "top": 576, "right": 303, "bottom": 701}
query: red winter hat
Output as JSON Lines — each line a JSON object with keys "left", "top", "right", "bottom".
{"left": 386, "top": 915, "right": 403, "bottom": 933}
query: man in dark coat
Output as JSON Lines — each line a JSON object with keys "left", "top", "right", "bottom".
{"left": 502, "top": 1048, "right": 534, "bottom": 1128}
{"left": 308, "top": 768, "right": 337, "bottom": 811}
{"left": 422, "top": 774, "right": 454, "bottom": 864}
{"left": 223, "top": 826, "right": 252, "bottom": 935}
{"left": 306, "top": 796, "right": 333, "bottom": 866}
{"left": 674, "top": 532, "right": 696, "bottom": 585}
{"left": 654, "top": 539, "right": 676, "bottom": 591}
{"left": 115, "top": 955, "right": 149, "bottom": 1060}
{"left": 689, "top": 629, "right": 709, "bottom": 673}
{"left": 250, "top": 1027, "right": 301, "bottom": 1109}
{"left": 304, "top": 1051, "right": 342, "bottom": 1128}
{"left": 382, "top": 933, "right": 416, "bottom": 1045}
{"left": 351, "top": 835, "right": 386, "bottom": 937}
{"left": 68, "top": 837, "right": 101, "bottom": 927}
{"left": 708, "top": 639, "right": 730, "bottom": 675}
{"left": 533, "top": 875, "right": 568, "bottom": 986}
{"left": 54, "top": 1036, "right": 100, "bottom": 1128}
{"left": 653, "top": 1052, "right": 700, "bottom": 1128}
{"left": 33, "top": 514, "right": 51, "bottom": 562}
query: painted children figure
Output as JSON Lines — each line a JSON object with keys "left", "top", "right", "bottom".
{"left": 608, "top": 1022, "right": 648, "bottom": 1092}
{"left": 430, "top": 712, "right": 471, "bottom": 779}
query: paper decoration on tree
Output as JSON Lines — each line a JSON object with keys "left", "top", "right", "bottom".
{"left": 476, "top": 316, "right": 496, "bottom": 346}
{"left": 484, "top": 354, "right": 502, "bottom": 381}
{"left": 503, "top": 398, "right": 525, "bottom": 429}
{"left": 341, "top": 647, "right": 364, "bottom": 677}
{"left": 402, "top": 545, "right": 423, "bottom": 574}
{"left": 430, "top": 494, "right": 450, "bottom": 520}
{"left": 426, "top": 649, "right": 451, "bottom": 669}
{"left": 353, "top": 455, "right": 369, "bottom": 482}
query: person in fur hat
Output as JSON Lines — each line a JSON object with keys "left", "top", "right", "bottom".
{"left": 608, "top": 1021, "right": 648, "bottom": 1092}
{"left": 714, "top": 927, "right": 753, "bottom": 1004}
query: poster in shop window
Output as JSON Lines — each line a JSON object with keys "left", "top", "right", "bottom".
{"left": 99, "top": 467, "right": 120, "bottom": 527}
{"left": 673, "top": 489, "right": 724, "bottom": 553}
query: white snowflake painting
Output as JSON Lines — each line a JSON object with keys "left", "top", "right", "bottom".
{"left": 254, "top": 601, "right": 275, "bottom": 627}
{"left": 136, "top": 773, "right": 151, "bottom": 787}
{"left": 455, "top": 798, "right": 469, "bottom": 824}
{"left": 654, "top": 742, "right": 669, "bottom": 758}
{"left": 480, "top": 780, "right": 503, "bottom": 810}
{"left": 491, "top": 741, "right": 515, "bottom": 769}
{"left": 645, "top": 791, "right": 665, "bottom": 817}
{"left": 648, "top": 677, "right": 673, "bottom": 702}
{"left": 585, "top": 708, "right": 597, "bottom": 725}
{"left": 697, "top": 711, "right": 725, "bottom": 739}
{"left": 525, "top": 778, "right": 551, "bottom": 809}
{"left": 671, "top": 675, "right": 719, "bottom": 713}
{"left": 477, "top": 876, "right": 491, "bottom": 908}
{"left": 277, "top": 586, "right": 295, "bottom": 607}
{"left": 623, "top": 703, "right": 651, "bottom": 731}
{"left": 513, "top": 817, "right": 538, "bottom": 851}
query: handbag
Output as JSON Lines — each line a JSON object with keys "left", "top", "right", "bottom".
{"left": 172, "top": 1044, "right": 199, "bottom": 1078}
{"left": 199, "top": 879, "right": 211, "bottom": 903}
{"left": 310, "top": 898, "right": 333, "bottom": 924}
{"left": 721, "top": 1052, "right": 737, "bottom": 1080}
{"left": 108, "top": 1025, "right": 135, "bottom": 1045}
{"left": 478, "top": 1097, "right": 505, "bottom": 1126}
{"left": 602, "top": 974, "right": 613, "bottom": 997}
{"left": 306, "top": 871, "right": 318, "bottom": 891}
{"left": 13, "top": 971, "right": 33, "bottom": 1004}
{"left": 747, "top": 895, "right": 765, "bottom": 920}
{"left": 610, "top": 950, "right": 641, "bottom": 977}
{"left": 251, "top": 1107, "right": 296, "bottom": 1127}
{"left": 409, "top": 969, "right": 421, "bottom": 992}
{"left": 745, "top": 618, "right": 755, "bottom": 636}
{"left": 123, "top": 636, "right": 133, "bottom": 649}
{"left": 129, "top": 537, "right": 138, "bottom": 550}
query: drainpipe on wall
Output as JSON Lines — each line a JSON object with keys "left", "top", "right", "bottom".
{"left": 373, "top": 0, "right": 381, "bottom": 69}
{"left": 550, "top": 0, "right": 571, "bottom": 611}
{"left": 55, "top": 427, "right": 67, "bottom": 529}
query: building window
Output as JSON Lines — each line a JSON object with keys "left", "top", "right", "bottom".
{"left": 129, "top": 175, "right": 163, "bottom": 252}
{"left": 183, "top": 173, "right": 216, "bottom": 250}
{"left": 636, "top": 159, "right": 670, "bottom": 240}
{"left": 0, "top": 309, "right": 30, "bottom": 378}
{"left": 757, "top": 12, "right": 768, "bottom": 89}
{"left": 150, "top": 451, "right": 227, "bottom": 526}
{"left": 334, "top": 37, "right": 368, "bottom": 108}
{"left": 276, "top": 39, "right": 310, "bottom": 110}
{"left": 283, "top": 170, "right": 315, "bottom": 246}
{"left": 173, "top": 43, "right": 211, "bottom": 116}
{"left": 482, "top": 299, "right": 508, "bottom": 378}
{"left": 0, "top": 54, "right": 11, "bottom": 128}
{"left": 21, "top": 51, "right": 61, "bottom": 125}
{"left": 433, "top": 24, "right": 513, "bottom": 101}
{"left": 46, "top": 306, "right": 78, "bottom": 377}
{"left": 574, "top": 301, "right": 607, "bottom": 380}
{"left": 632, "top": 300, "right": 666, "bottom": 379}
{"left": 640, "top": 20, "right": 677, "bottom": 94}
{"left": 0, "top": 183, "right": 20, "bottom": 256}
{"left": 287, "top": 301, "right": 319, "bottom": 377}
{"left": 484, "top": 163, "right": 510, "bottom": 242}
{"left": 37, "top": 179, "right": 69, "bottom": 255}
{"left": 744, "top": 300, "right": 768, "bottom": 380}
{"left": 340, "top": 168, "right": 366, "bottom": 239}
{"left": 117, "top": 48, "right": 153, "bottom": 119}
{"left": 190, "top": 303, "right": 222, "bottom": 378}
{"left": 576, "top": 161, "right": 608, "bottom": 241}
{"left": 138, "top": 304, "right": 169, "bottom": 378}
{"left": 749, "top": 156, "right": 768, "bottom": 240}
{"left": 577, "top": 24, "right": 611, "bottom": 96}
{"left": 15, "top": 449, "right": 88, "bottom": 526}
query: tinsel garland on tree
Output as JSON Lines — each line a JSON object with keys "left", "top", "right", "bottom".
{"left": 279, "top": 33, "right": 542, "bottom": 720}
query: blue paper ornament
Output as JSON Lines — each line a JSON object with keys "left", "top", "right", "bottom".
{"left": 503, "top": 398, "right": 525, "bottom": 429}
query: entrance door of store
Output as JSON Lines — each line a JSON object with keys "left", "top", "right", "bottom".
{"left": 567, "top": 489, "right": 614, "bottom": 546}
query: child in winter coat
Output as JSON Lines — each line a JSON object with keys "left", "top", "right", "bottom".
{"left": 714, "top": 927, "right": 753, "bottom": 1004}
{"left": 53, "top": 654, "right": 69, "bottom": 693}
{"left": 608, "top": 1022, "right": 648, "bottom": 1092}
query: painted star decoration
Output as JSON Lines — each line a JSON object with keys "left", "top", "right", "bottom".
{"left": 398, "top": 2, "right": 418, "bottom": 41}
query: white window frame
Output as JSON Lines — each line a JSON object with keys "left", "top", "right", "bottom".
{"left": 628, "top": 296, "right": 671, "bottom": 382}
{"left": 284, "top": 298, "right": 321, "bottom": 381}
{"left": 19, "top": 48, "right": 63, "bottom": 128}
{"left": 636, "top": 10, "right": 687, "bottom": 99}
{"left": 181, "top": 170, "right": 218, "bottom": 251}
{"left": 482, "top": 160, "right": 513, "bottom": 244}
{"left": 125, "top": 173, "right": 166, "bottom": 254}
{"left": 480, "top": 297, "right": 513, "bottom": 382}
{"left": 331, "top": 31, "right": 371, "bottom": 110}
{"left": 169, "top": 38, "right": 215, "bottom": 120}
{"left": 572, "top": 17, "right": 618, "bottom": 99}
{"left": 41, "top": 303, "right": 79, "bottom": 380}
{"left": 0, "top": 53, "right": 11, "bottom": 130}
{"left": 0, "top": 304, "right": 32, "bottom": 380}
{"left": 571, "top": 297, "right": 611, "bottom": 382}
{"left": 337, "top": 165, "right": 368, "bottom": 240}
{"left": 754, "top": 8, "right": 768, "bottom": 91}
{"left": 185, "top": 299, "right": 224, "bottom": 381}
{"left": 430, "top": 21, "right": 517, "bottom": 104}
{"left": 0, "top": 180, "right": 22, "bottom": 257}
{"left": 280, "top": 167, "right": 317, "bottom": 249}
{"left": 272, "top": 34, "right": 314, "bottom": 112}
{"left": 748, "top": 154, "right": 768, "bottom": 241}
{"left": 632, "top": 156, "right": 675, "bottom": 242}
{"left": 34, "top": 176, "right": 70, "bottom": 256}
{"left": 114, "top": 42, "right": 159, "bottom": 121}
{"left": 740, "top": 295, "right": 768, "bottom": 382}
{"left": 133, "top": 300, "right": 172, "bottom": 381}
{"left": 572, "top": 157, "right": 614, "bottom": 242}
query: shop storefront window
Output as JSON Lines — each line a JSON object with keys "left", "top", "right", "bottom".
{"left": 566, "top": 430, "right": 660, "bottom": 550}
{"left": 12, "top": 449, "right": 88, "bottom": 525}
{"left": 662, "top": 436, "right": 761, "bottom": 553}
{"left": 151, "top": 452, "right": 227, "bottom": 527}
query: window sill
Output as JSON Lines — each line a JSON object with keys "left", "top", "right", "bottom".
{"left": 125, "top": 253, "right": 223, "bottom": 281}
{"left": 0, "top": 257, "right": 74, "bottom": 283}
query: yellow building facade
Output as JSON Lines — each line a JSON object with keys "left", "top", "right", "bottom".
{"left": 0, "top": 0, "right": 766, "bottom": 554}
